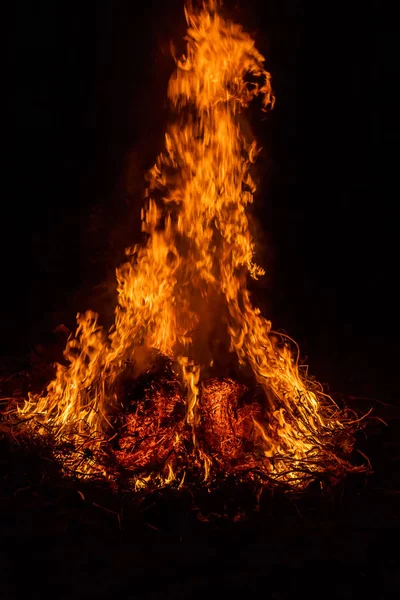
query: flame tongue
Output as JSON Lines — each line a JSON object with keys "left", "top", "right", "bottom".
{"left": 16, "top": 2, "right": 363, "bottom": 490}
{"left": 110, "top": 1, "right": 277, "bottom": 421}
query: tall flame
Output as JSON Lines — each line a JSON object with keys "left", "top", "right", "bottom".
{"left": 16, "top": 1, "right": 363, "bottom": 489}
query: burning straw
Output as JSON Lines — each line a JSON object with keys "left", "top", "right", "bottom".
{"left": 2, "top": 1, "right": 370, "bottom": 494}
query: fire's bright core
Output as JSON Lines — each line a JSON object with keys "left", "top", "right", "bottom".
{"left": 15, "top": 1, "right": 365, "bottom": 491}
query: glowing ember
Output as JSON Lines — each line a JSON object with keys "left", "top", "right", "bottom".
{"left": 8, "top": 0, "right": 367, "bottom": 491}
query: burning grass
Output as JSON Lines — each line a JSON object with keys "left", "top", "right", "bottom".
{"left": 2, "top": 353, "right": 370, "bottom": 495}
{"left": 1, "top": 1, "right": 371, "bottom": 495}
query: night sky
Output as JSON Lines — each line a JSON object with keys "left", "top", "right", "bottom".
{"left": 5, "top": 0, "right": 397, "bottom": 403}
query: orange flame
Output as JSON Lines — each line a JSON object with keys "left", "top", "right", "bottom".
{"left": 16, "top": 1, "right": 364, "bottom": 489}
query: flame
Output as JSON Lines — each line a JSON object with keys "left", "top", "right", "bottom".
{"left": 14, "top": 1, "right": 365, "bottom": 490}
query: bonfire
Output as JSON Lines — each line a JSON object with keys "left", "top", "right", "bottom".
{"left": 3, "top": 0, "right": 368, "bottom": 493}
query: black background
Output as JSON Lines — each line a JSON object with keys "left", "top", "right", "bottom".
{"left": 3, "top": 2, "right": 399, "bottom": 598}
{"left": 5, "top": 0, "right": 397, "bottom": 404}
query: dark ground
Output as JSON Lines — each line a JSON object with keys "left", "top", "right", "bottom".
{"left": 3, "top": 0, "right": 399, "bottom": 598}
{"left": 1, "top": 410, "right": 399, "bottom": 599}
